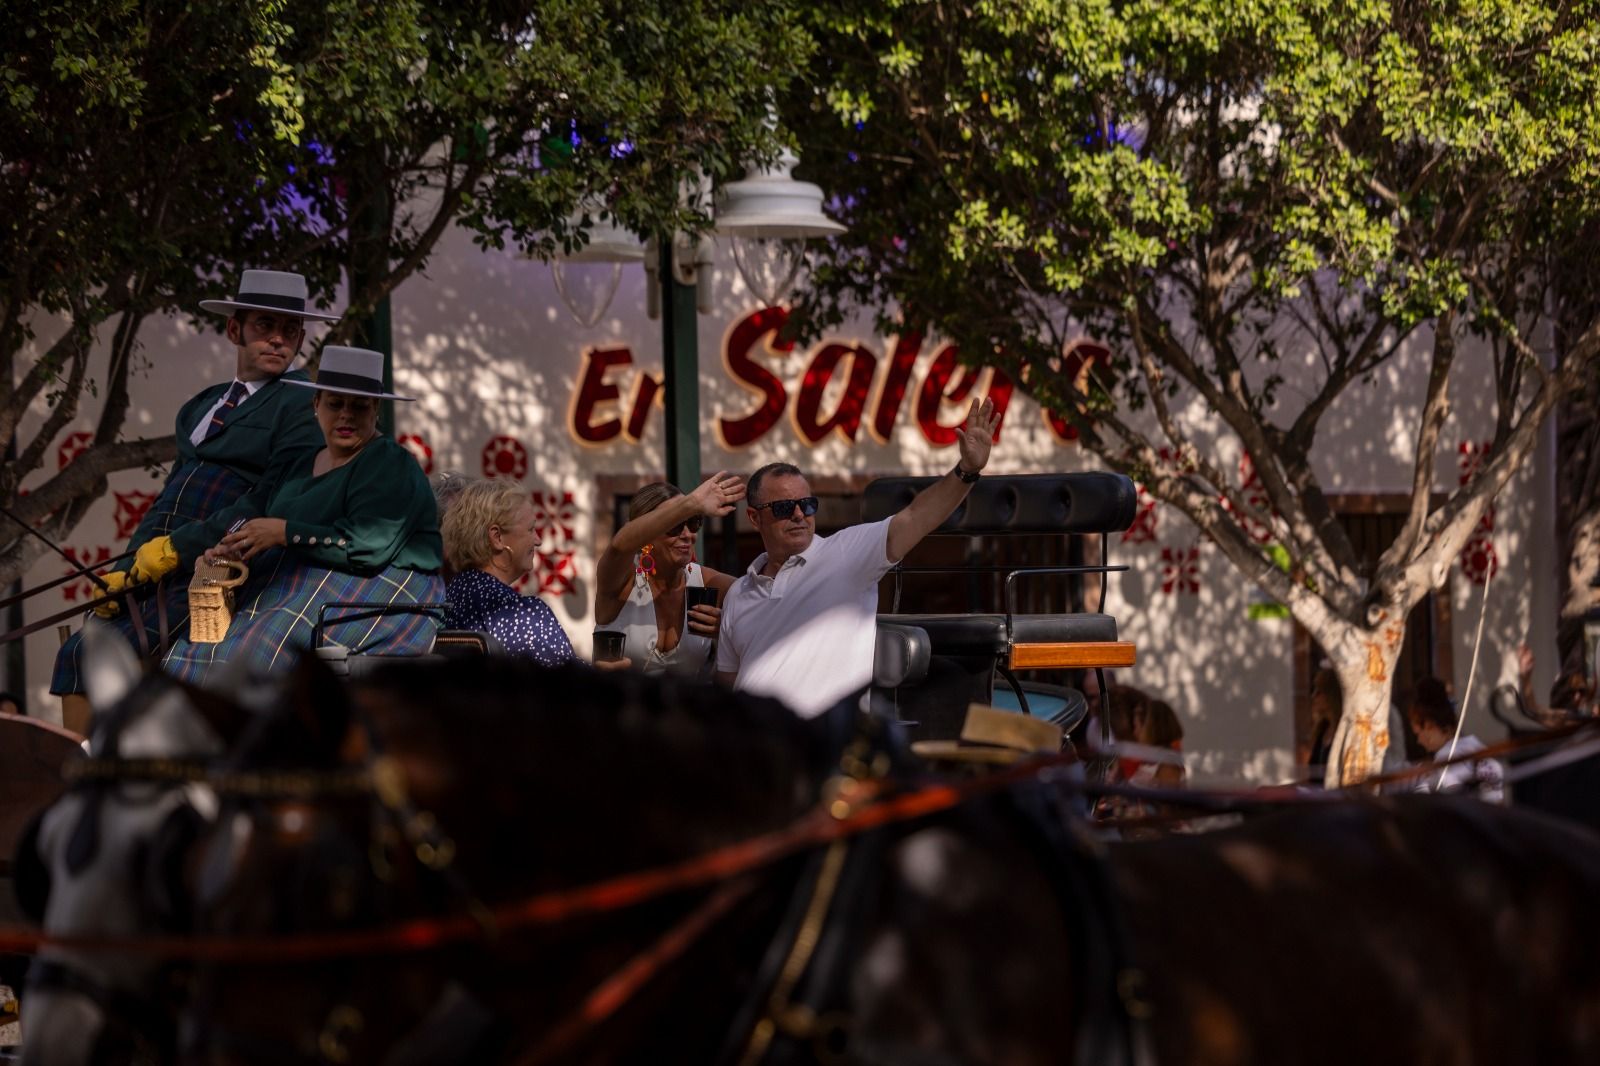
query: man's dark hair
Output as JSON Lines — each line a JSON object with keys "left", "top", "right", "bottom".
{"left": 1409, "top": 676, "right": 1457, "bottom": 733}
{"left": 747, "top": 462, "right": 803, "bottom": 507}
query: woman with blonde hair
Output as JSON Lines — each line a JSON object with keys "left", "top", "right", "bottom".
{"left": 593, "top": 471, "right": 744, "bottom": 675}
{"left": 442, "top": 477, "right": 573, "bottom": 665}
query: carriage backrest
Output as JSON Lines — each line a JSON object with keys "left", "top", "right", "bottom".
{"left": 860, "top": 472, "right": 1137, "bottom": 536}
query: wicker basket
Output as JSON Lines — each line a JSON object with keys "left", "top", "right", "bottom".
{"left": 187, "top": 559, "right": 249, "bottom": 644}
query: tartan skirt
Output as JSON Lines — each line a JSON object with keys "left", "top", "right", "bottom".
{"left": 161, "top": 548, "right": 443, "bottom": 687}
{"left": 50, "top": 460, "right": 254, "bottom": 695}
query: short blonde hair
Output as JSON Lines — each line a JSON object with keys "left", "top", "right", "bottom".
{"left": 441, "top": 478, "right": 533, "bottom": 572}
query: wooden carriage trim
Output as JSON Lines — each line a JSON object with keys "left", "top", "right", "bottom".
{"left": 1007, "top": 641, "right": 1136, "bottom": 670}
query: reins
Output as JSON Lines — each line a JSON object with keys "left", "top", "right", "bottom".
{"left": 0, "top": 575, "right": 169, "bottom": 650}
{"left": 0, "top": 549, "right": 136, "bottom": 611}
{"left": 8, "top": 719, "right": 1596, "bottom": 963}
{"left": 0, "top": 749, "right": 1072, "bottom": 960}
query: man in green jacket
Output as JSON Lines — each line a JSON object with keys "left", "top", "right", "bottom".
{"left": 52, "top": 270, "right": 339, "bottom": 730}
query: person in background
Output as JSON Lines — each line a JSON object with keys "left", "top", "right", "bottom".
{"left": 716, "top": 398, "right": 1001, "bottom": 717}
{"left": 1127, "top": 698, "right": 1187, "bottom": 788}
{"left": 432, "top": 471, "right": 472, "bottom": 581}
{"left": 1303, "top": 668, "right": 1341, "bottom": 780}
{"left": 150, "top": 346, "right": 444, "bottom": 683}
{"left": 0, "top": 691, "right": 20, "bottom": 717}
{"left": 1409, "top": 676, "right": 1505, "bottom": 803}
{"left": 441, "top": 477, "right": 574, "bottom": 666}
{"left": 593, "top": 473, "right": 744, "bottom": 676}
{"left": 51, "top": 269, "right": 334, "bottom": 729}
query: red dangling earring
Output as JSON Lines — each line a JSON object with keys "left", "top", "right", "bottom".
{"left": 636, "top": 543, "right": 656, "bottom": 576}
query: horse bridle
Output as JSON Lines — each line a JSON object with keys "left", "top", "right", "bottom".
{"left": 18, "top": 671, "right": 205, "bottom": 1058}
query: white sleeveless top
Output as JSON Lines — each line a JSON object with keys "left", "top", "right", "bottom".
{"left": 595, "top": 560, "right": 713, "bottom": 677}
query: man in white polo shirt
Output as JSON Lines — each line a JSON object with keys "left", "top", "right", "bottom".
{"left": 715, "top": 397, "right": 1000, "bottom": 717}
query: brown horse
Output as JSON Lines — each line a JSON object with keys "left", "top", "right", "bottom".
{"left": 170, "top": 656, "right": 1600, "bottom": 1065}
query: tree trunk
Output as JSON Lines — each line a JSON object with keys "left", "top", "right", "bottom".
{"left": 1294, "top": 600, "right": 1408, "bottom": 788}
{"left": 1323, "top": 638, "right": 1404, "bottom": 787}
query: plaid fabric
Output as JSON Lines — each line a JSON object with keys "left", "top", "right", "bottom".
{"left": 50, "top": 460, "right": 255, "bottom": 695}
{"left": 135, "top": 459, "right": 254, "bottom": 542}
{"left": 161, "top": 548, "right": 443, "bottom": 687}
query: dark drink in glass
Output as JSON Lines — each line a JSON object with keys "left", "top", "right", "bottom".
{"left": 594, "top": 630, "right": 626, "bottom": 663}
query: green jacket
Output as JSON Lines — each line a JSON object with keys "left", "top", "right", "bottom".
{"left": 170, "top": 434, "right": 442, "bottom": 576}
{"left": 125, "top": 370, "right": 324, "bottom": 551}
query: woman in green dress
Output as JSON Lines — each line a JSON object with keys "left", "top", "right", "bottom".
{"left": 137, "top": 346, "right": 444, "bottom": 683}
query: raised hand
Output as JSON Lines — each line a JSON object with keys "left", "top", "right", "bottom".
{"left": 690, "top": 471, "right": 746, "bottom": 517}
{"left": 956, "top": 397, "right": 1000, "bottom": 474}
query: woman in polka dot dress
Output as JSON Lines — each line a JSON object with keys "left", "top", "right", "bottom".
{"left": 441, "top": 478, "right": 574, "bottom": 666}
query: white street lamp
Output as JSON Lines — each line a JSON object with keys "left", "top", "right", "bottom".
{"left": 549, "top": 214, "right": 645, "bottom": 327}
{"left": 714, "top": 147, "right": 845, "bottom": 307}
{"left": 545, "top": 152, "right": 845, "bottom": 503}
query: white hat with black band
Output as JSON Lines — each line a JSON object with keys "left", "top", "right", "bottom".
{"left": 199, "top": 269, "right": 341, "bottom": 322}
{"left": 283, "top": 346, "right": 415, "bottom": 401}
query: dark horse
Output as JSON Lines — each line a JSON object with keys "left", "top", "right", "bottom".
{"left": 70, "top": 657, "right": 1600, "bottom": 1064}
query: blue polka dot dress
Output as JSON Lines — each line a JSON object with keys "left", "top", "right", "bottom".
{"left": 444, "top": 569, "right": 575, "bottom": 667}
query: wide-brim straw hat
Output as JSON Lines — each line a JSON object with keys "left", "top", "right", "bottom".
{"left": 199, "top": 269, "right": 341, "bottom": 322}
{"left": 911, "top": 703, "right": 1064, "bottom": 766}
{"left": 283, "top": 346, "right": 415, "bottom": 402}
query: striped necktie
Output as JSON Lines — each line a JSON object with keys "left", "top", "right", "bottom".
{"left": 203, "top": 381, "right": 250, "bottom": 441}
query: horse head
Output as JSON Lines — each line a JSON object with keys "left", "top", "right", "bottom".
{"left": 178, "top": 654, "right": 854, "bottom": 1063}
{"left": 19, "top": 623, "right": 251, "bottom": 1066}
{"left": 179, "top": 651, "right": 446, "bottom": 1065}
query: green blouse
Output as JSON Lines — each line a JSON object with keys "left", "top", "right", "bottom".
{"left": 170, "top": 435, "right": 442, "bottom": 576}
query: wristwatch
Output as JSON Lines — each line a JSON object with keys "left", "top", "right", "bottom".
{"left": 954, "top": 464, "right": 981, "bottom": 484}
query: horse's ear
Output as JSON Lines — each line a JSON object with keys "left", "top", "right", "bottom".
{"left": 283, "top": 651, "right": 353, "bottom": 762}
{"left": 178, "top": 681, "right": 255, "bottom": 749}
{"left": 82, "top": 619, "right": 141, "bottom": 712}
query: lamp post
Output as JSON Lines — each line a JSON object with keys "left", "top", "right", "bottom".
{"left": 550, "top": 150, "right": 845, "bottom": 497}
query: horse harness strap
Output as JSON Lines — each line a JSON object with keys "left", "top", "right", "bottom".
{"left": 1010, "top": 782, "right": 1159, "bottom": 1066}
{"left": 733, "top": 828, "right": 890, "bottom": 1066}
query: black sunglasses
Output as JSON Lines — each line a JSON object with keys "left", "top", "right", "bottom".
{"left": 665, "top": 517, "right": 703, "bottom": 537}
{"left": 753, "top": 496, "right": 819, "bottom": 520}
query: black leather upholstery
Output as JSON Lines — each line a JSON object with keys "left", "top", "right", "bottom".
{"left": 877, "top": 613, "right": 1118, "bottom": 655}
{"left": 861, "top": 472, "right": 1137, "bottom": 534}
{"left": 434, "top": 630, "right": 508, "bottom": 657}
{"left": 873, "top": 623, "right": 932, "bottom": 689}
{"left": 317, "top": 631, "right": 503, "bottom": 680}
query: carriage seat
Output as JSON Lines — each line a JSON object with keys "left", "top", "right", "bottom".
{"left": 316, "top": 630, "right": 505, "bottom": 680}
{"left": 874, "top": 622, "right": 931, "bottom": 689}
{"left": 873, "top": 613, "right": 1129, "bottom": 741}
{"left": 876, "top": 613, "right": 1131, "bottom": 670}
{"left": 432, "top": 630, "right": 507, "bottom": 657}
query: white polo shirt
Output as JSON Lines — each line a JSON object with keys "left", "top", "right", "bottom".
{"left": 717, "top": 518, "right": 896, "bottom": 718}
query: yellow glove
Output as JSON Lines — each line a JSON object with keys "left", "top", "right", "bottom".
{"left": 130, "top": 535, "right": 179, "bottom": 584}
{"left": 92, "top": 570, "right": 131, "bottom": 618}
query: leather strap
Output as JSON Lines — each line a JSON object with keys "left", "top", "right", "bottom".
{"left": 155, "top": 575, "right": 171, "bottom": 659}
